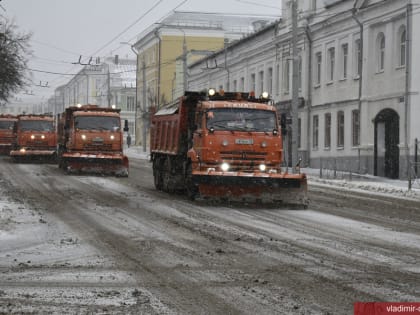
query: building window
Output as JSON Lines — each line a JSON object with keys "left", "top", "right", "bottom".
{"left": 276, "top": 64, "right": 280, "bottom": 96}
{"left": 315, "top": 52, "right": 322, "bottom": 85}
{"left": 240, "top": 77, "right": 245, "bottom": 91}
{"left": 337, "top": 111, "right": 345, "bottom": 147}
{"left": 233, "top": 80, "right": 237, "bottom": 91}
{"left": 298, "top": 56, "right": 302, "bottom": 90}
{"left": 324, "top": 113, "right": 331, "bottom": 148}
{"left": 355, "top": 39, "right": 361, "bottom": 77}
{"left": 283, "top": 59, "right": 290, "bottom": 93}
{"left": 313, "top": 115, "right": 319, "bottom": 149}
{"left": 259, "top": 71, "right": 264, "bottom": 95}
{"left": 377, "top": 33, "right": 385, "bottom": 72}
{"left": 298, "top": 118, "right": 301, "bottom": 149}
{"left": 267, "top": 67, "right": 273, "bottom": 95}
{"left": 127, "top": 96, "right": 135, "bottom": 112}
{"left": 250, "top": 73, "right": 256, "bottom": 92}
{"left": 327, "top": 47, "right": 335, "bottom": 82}
{"left": 399, "top": 28, "right": 406, "bottom": 67}
{"left": 341, "top": 43, "right": 348, "bottom": 79}
{"left": 352, "top": 109, "right": 360, "bottom": 146}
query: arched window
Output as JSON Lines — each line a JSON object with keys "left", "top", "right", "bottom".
{"left": 399, "top": 28, "right": 406, "bottom": 67}
{"left": 377, "top": 33, "right": 385, "bottom": 72}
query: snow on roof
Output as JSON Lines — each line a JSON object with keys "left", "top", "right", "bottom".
{"left": 106, "top": 57, "right": 136, "bottom": 88}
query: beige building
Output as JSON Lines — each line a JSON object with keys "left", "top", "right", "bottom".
{"left": 131, "top": 11, "right": 277, "bottom": 147}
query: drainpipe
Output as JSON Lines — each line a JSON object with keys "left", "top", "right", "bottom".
{"left": 154, "top": 29, "right": 162, "bottom": 109}
{"left": 352, "top": 8, "right": 363, "bottom": 174}
{"left": 305, "top": 23, "right": 312, "bottom": 168}
{"left": 224, "top": 39, "right": 230, "bottom": 91}
{"left": 405, "top": 3, "right": 412, "bottom": 179}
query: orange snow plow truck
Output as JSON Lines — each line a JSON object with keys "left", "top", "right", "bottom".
{"left": 150, "top": 89, "right": 308, "bottom": 206}
{"left": 0, "top": 114, "right": 17, "bottom": 155}
{"left": 10, "top": 114, "right": 57, "bottom": 162}
{"left": 57, "top": 104, "right": 128, "bottom": 176}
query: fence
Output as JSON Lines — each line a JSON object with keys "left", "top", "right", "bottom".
{"left": 318, "top": 158, "right": 357, "bottom": 181}
{"left": 408, "top": 138, "right": 419, "bottom": 190}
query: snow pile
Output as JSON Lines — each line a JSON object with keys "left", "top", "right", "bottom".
{"left": 125, "top": 146, "right": 149, "bottom": 160}
{"left": 304, "top": 168, "right": 420, "bottom": 201}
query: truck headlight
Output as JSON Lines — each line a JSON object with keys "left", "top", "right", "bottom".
{"left": 20, "top": 148, "right": 26, "bottom": 153}
{"left": 81, "top": 134, "right": 87, "bottom": 140}
{"left": 41, "top": 135, "right": 45, "bottom": 139}
{"left": 110, "top": 135, "right": 115, "bottom": 140}
{"left": 259, "top": 164, "right": 267, "bottom": 172}
{"left": 221, "top": 162, "right": 230, "bottom": 172}
{"left": 31, "top": 135, "right": 35, "bottom": 139}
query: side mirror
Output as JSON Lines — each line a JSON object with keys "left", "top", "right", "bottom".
{"left": 123, "top": 119, "right": 129, "bottom": 132}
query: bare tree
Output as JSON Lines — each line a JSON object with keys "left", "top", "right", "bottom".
{"left": 0, "top": 18, "right": 32, "bottom": 103}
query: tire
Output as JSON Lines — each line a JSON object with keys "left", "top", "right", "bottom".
{"left": 185, "top": 162, "right": 198, "bottom": 201}
{"left": 153, "top": 158, "right": 163, "bottom": 190}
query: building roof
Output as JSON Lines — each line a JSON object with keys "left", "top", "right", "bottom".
{"left": 134, "top": 11, "right": 278, "bottom": 46}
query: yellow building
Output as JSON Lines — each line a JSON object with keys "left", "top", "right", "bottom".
{"left": 132, "top": 11, "right": 276, "bottom": 147}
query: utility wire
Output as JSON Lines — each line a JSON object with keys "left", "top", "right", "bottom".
{"left": 31, "top": 39, "right": 81, "bottom": 56}
{"left": 87, "top": 0, "right": 164, "bottom": 59}
{"left": 234, "top": 0, "right": 281, "bottom": 11}
{"left": 45, "top": 1, "right": 166, "bottom": 88}
{"left": 125, "top": 0, "right": 189, "bottom": 44}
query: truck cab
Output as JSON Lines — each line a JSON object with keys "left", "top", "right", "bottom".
{"left": 10, "top": 114, "right": 57, "bottom": 162}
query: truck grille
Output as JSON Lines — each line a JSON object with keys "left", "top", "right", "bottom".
{"left": 26, "top": 140, "right": 49, "bottom": 147}
{"left": 0, "top": 136, "right": 14, "bottom": 143}
{"left": 83, "top": 143, "right": 113, "bottom": 151}
{"left": 220, "top": 151, "right": 267, "bottom": 161}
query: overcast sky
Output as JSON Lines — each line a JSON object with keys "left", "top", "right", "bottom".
{"left": 1, "top": 0, "right": 282, "bottom": 104}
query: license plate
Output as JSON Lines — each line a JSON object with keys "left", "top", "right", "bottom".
{"left": 235, "top": 138, "right": 253, "bottom": 145}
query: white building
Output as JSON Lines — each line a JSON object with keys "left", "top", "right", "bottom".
{"left": 188, "top": 0, "right": 419, "bottom": 180}
{"left": 54, "top": 56, "right": 136, "bottom": 140}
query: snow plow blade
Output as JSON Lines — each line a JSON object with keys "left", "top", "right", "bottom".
{"left": 10, "top": 150, "right": 57, "bottom": 163}
{"left": 192, "top": 171, "right": 308, "bottom": 207}
{"left": 60, "top": 153, "right": 129, "bottom": 177}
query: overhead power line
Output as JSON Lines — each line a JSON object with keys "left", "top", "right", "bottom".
{"left": 88, "top": 0, "right": 164, "bottom": 59}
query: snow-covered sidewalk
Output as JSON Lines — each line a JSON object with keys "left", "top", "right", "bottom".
{"left": 303, "top": 167, "right": 420, "bottom": 201}
{"left": 124, "top": 146, "right": 420, "bottom": 201}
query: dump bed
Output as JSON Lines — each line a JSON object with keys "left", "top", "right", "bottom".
{"left": 150, "top": 98, "right": 191, "bottom": 156}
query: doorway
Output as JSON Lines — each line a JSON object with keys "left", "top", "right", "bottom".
{"left": 374, "top": 108, "right": 399, "bottom": 179}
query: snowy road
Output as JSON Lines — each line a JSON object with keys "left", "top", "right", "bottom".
{"left": 1, "top": 156, "right": 420, "bottom": 314}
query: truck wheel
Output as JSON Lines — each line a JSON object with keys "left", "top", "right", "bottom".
{"left": 154, "top": 170, "right": 163, "bottom": 190}
{"left": 162, "top": 157, "right": 175, "bottom": 193}
{"left": 185, "top": 163, "right": 198, "bottom": 200}
{"left": 153, "top": 159, "right": 163, "bottom": 190}
{"left": 186, "top": 184, "right": 198, "bottom": 201}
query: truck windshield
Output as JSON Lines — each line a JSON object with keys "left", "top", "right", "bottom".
{"left": 0, "top": 121, "right": 15, "bottom": 130}
{"left": 19, "top": 120, "right": 54, "bottom": 131}
{"left": 75, "top": 116, "right": 120, "bottom": 131}
{"left": 206, "top": 108, "right": 277, "bottom": 132}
